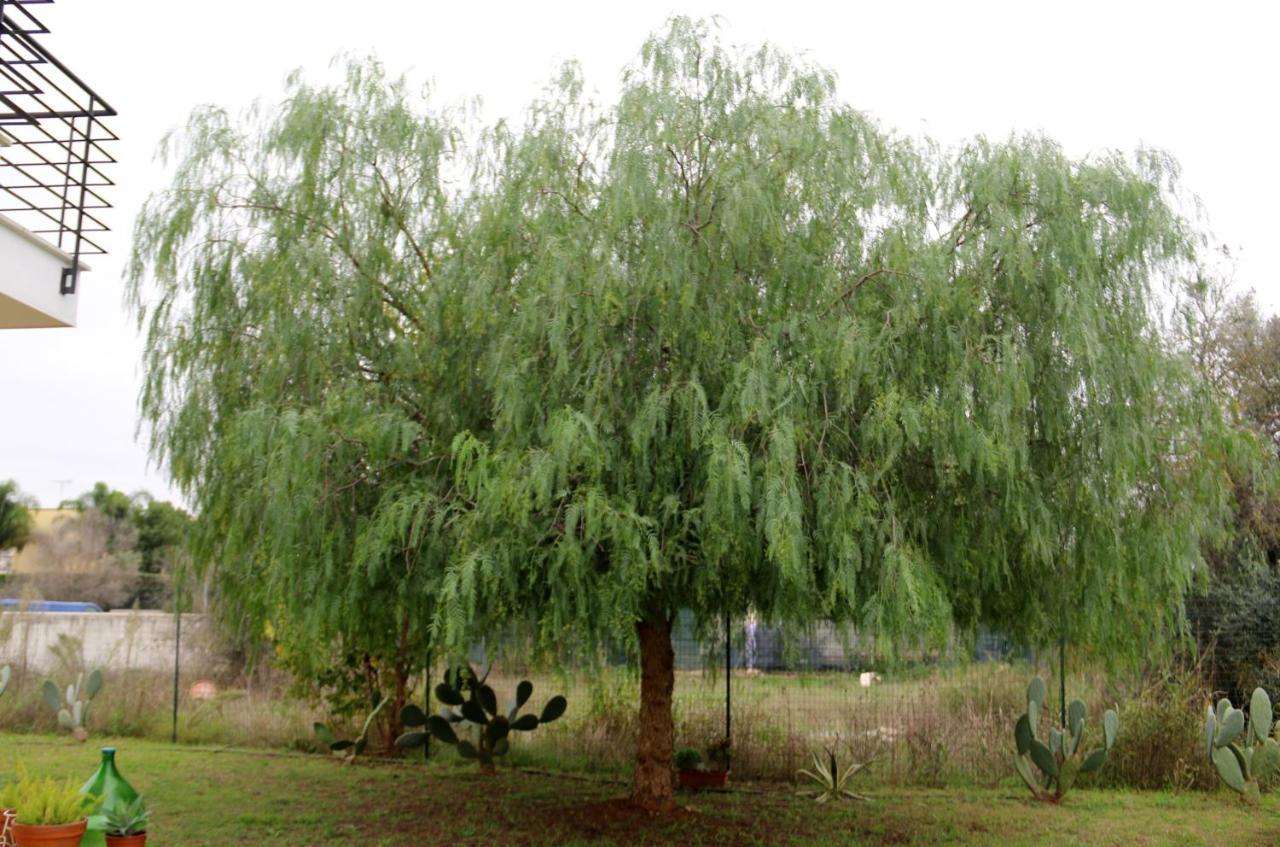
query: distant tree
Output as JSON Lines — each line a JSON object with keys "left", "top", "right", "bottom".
{"left": 1180, "top": 284, "right": 1280, "bottom": 456}
{"left": 62, "top": 482, "right": 142, "bottom": 560}
{"left": 70, "top": 481, "right": 138, "bottom": 523}
{"left": 0, "top": 480, "right": 33, "bottom": 552}
{"left": 32, "top": 483, "right": 193, "bottom": 608}
{"left": 21, "top": 511, "right": 140, "bottom": 609}
{"left": 1180, "top": 282, "right": 1280, "bottom": 699}
{"left": 131, "top": 21, "right": 1249, "bottom": 809}
{"left": 130, "top": 496, "right": 192, "bottom": 607}
{"left": 132, "top": 498, "right": 189, "bottom": 569}
{"left": 128, "top": 61, "right": 477, "bottom": 749}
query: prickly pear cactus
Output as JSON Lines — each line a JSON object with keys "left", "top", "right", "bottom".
{"left": 1205, "top": 687, "right": 1279, "bottom": 804}
{"left": 313, "top": 691, "right": 390, "bottom": 763}
{"left": 41, "top": 668, "right": 102, "bottom": 742}
{"left": 1013, "top": 676, "right": 1117, "bottom": 802}
{"left": 395, "top": 664, "right": 567, "bottom": 771}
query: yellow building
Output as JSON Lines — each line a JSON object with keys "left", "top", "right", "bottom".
{"left": 7, "top": 508, "right": 79, "bottom": 574}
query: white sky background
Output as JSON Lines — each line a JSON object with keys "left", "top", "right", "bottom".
{"left": 0, "top": 0, "right": 1276, "bottom": 508}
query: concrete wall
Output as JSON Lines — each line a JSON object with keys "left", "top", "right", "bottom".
{"left": 0, "top": 611, "right": 210, "bottom": 673}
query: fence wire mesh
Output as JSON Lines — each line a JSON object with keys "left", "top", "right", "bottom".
{"left": 1, "top": 588, "right": 1276, "bottom": 792}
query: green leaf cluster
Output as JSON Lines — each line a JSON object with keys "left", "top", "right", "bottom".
{"left": 0, "top": 480, "right": 33, "bottom": 551}
{"left": 129, "top": 18, "right": 1254, "bottom": 676}
{"left": 104, "top": 795, "right": 150, "bottom": 837}
{"left": 797, "top": 748, "right": 870, "bottom": 802}
{"left": 0, "top": 775, "right": 101, "bottom": 826}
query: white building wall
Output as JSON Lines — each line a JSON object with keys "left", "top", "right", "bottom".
{"left": 0, "top": 214, "right": 83, "bottom": 329}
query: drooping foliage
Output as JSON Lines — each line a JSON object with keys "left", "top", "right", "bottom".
{"left": 131, "top": 18, "right": 1249, "bottom": 805}
{"left": 128, "top": 62, "right": 487, "bottom": 737}
{"left": 442, "top": 20, "right": 1241, "bottom": 656}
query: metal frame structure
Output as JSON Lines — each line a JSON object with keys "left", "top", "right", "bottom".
{"left": 0, "top": 0, "right": 115, "bottom": 295}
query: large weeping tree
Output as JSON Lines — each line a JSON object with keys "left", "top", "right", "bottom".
{"left": 440, "top": 21, "right": 1244, "bottom": 808}
{"left": 133, "top": 20, "right": 1244, "bottom": 810}
{"left": 128, "top": 63, "right": 489, "bottom": 746}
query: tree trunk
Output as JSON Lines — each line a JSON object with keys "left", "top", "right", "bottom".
{"left": 633, "top": 612, "right": 675, "bottom": 811}
{"left": 384, "top": 662, "right": 408, "bottom": 755}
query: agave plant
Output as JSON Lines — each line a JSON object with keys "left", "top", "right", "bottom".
{"left": 796, "top": 748, "right": 870, "bottom": 803}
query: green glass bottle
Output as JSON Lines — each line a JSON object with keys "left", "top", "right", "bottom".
{"left": 80, "top": 747, "right": 139, "bottom": 847}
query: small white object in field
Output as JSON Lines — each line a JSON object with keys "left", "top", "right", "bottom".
{"left": 190, "top": 679, "right": 218, "bottom": 700}
{"left": 858, "top": 671, "right": 881, "bottom": 688}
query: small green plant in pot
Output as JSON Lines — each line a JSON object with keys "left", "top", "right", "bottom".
{"left": 0, "top": 774, "right": 101, "bottom": 847}
{"left": 1205, "top": 687, "right": 1280, "bottom": 803}
{"left": 103, "top": 796, "right": 149, "bottom": 847}
{"left": 677, "top": 739, "right": 731, "bottom": 790}
{"left": 674, "top": 748, "right": 701, "bottom": 770}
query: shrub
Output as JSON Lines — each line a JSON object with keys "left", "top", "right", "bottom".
{"left": 1188, "top": 564, "right": 1280, "bottom": 707}
{"left": 1100, "top": 669, "right": 1217, "bottom": 791}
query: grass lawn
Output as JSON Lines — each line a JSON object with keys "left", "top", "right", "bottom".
{"left": 2, "top": 733, "right": 1277, "bottom": 846}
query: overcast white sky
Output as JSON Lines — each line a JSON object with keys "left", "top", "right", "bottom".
{"left": 1, "top": 0, "right": 1276, "bottom": 508}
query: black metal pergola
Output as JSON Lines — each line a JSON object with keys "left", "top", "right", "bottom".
{"left": 0, "top": 0, "right": 116, "bottom": 295}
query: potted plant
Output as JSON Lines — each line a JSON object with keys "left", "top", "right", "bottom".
{"left": 0, "top": 775, "right": 101, "bottom": 847}
{"left": 675, "top": 739, "right": 730, "bottom": 790}
{"left": 103, "top": 796, "right": 148, "bottom": 847}
{"left": 675, "top": 747, "right": 702, "bottom": 787}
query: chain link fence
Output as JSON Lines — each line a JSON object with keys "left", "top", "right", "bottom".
{"left": 459, "top": 613, "right": 1067, "bottom": 785}
{"left": 455, "top": 592, "right": 1280, "bottom": 787}
{"left": 3, "top": 589, "right": 1277, "bottom": 790}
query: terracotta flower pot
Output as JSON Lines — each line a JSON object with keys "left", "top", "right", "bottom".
{"left": 677, "top": 768, "right": 729, "bottom": 790}
{"left": 10, "top": 818, "right": 87, "bottom": 847}
{"left": 106, "top": 833, "right": 147, "bottom": 847}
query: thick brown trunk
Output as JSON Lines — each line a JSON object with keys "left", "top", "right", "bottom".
{"left": 383, "top": 664, "right": 408, "bottom": 755}
{"left": 632, "top": 612, "right": 676, "bottom": 811}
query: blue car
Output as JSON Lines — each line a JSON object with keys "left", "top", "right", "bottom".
{"left": 0, "top": 599, "right": 103, "bottom": 613}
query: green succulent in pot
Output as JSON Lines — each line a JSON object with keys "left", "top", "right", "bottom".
{"left": 103, "top": 795, "right": 149, "bottom": 847}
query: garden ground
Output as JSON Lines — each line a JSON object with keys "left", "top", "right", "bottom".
{"left": 3, "top": 734, "right": 1278, "bottom": 846}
